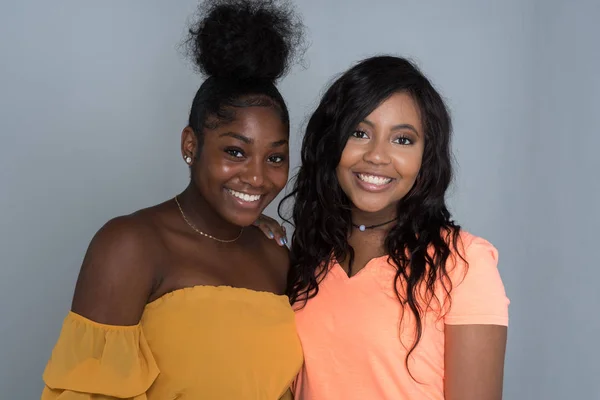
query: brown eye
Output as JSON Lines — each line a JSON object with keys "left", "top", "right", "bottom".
{"left": 268, "top": 155, "right": 286, "bottom": 164}
{"left": 351, "top": 130, "right": 369, "bottom": 139}
{"left": 393, "top": 136, "right": 413, "bottom": 145}
{"left": 225, "top": 148, "right": 244, "bottom": 158}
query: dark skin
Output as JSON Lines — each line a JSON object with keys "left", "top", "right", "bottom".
{"left": 71, "top": 105, "right": 291, "bottom": 327}
{"left": 257, "top": 93, "right": 507, "bottom": 400}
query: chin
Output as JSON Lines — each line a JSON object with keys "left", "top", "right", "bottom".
{"left": 228, "top": 217, "right": 258, "bottom": 228}
{"left": 223, "top": 211, "right": 262, "bottom": 228}
{"left": 352, "top": 202, "right": 392, "bottom": 214}
{"left": 347, "top": 195, "right": 391, "bottom": 213}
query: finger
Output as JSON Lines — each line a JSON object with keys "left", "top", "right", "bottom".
{"left": 276, "top": 225, "right": 288, "bottom": 246}
{"left": 256, "top": 222, "right": 276, "bottom": 239}
{"left": 260, "top": 221, "right": 286, "bottom": 246}
{"left": 273, "top": 231, "right": 287, "bottom": 246}
{"left": 262, "top": 217, "right": 285, "bottom": 237}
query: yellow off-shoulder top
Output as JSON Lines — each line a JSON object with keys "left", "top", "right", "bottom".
{"left": 42, "top": 285, "right": 303, "bottom": 399}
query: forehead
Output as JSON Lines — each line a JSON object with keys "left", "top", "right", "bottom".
{"left": 209, "top": 106, "right": 288, "bottom": 141}
{"left": 364, "top": 92, "right": 422, "bottom": 128}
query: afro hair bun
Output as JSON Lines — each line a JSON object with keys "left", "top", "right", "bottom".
{"left": 187, "top": 0, "right": 305, "bottom": 82}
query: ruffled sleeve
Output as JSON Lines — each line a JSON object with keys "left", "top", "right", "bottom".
{"left": 42, "top": 311, "right": 159, "bottom": 399}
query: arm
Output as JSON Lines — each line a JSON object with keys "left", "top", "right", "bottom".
{"left": 42, "top": 216, "right": 160, "bottom": 399}
{"left": 443, "top": 234, "right": 510, "bottom": 399}
{"left": 444, "top": 324, "right": 507, "bottom": 400}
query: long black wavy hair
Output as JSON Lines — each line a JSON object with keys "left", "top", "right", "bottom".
{"left": 184, "top": 0, "right": 304, "bottom": 154}
{"left": 281, "top": 56, "right": 464, "bottom": 367}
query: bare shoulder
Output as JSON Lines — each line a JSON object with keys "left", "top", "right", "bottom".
{"left": 92, "top": 212, "right": 160, "bottom": 255}
{"left": 71, "top": 211, "right": 163, "bottom": 325}
{"left": 246, "top": 225, "right": 290, "bottom": 287}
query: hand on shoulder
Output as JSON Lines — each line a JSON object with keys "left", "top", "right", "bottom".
{"left": 253, "top": 214, "right": 288, "bottom": 247}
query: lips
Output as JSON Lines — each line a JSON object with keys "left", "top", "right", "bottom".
{"left": 353, "top": 172, "right": 395, "bottom": 193}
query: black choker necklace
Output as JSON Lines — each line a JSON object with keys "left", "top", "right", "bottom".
{"left": 352, "top": 218, "right": 398, "bottom": 232}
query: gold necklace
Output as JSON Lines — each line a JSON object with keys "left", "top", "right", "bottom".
{"left": 174, "top": 196, "right": 243, "bottom": 243}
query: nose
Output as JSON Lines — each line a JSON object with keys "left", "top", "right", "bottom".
{"left": 239, "top": 159, "right": 265, "bottom": 187}
{"left": 363, "top": 138, "right": 391, "bottom": 165}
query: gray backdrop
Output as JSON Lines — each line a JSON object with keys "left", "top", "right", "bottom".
{"left": 1, "top": 0, "right": 598, "bottom": 398}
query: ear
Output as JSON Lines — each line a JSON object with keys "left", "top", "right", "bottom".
{"left": 181, "top": 126, "right": 198, "bottom": 164}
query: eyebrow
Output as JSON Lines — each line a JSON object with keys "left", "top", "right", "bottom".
{"left": 219, "top": 132, "right": 252, "bottom": 144}
{"left": 270, "top": 139, "right": 288, "bottom": 148}
{"left": 362, "top": 119, "right": 420, "bottom": 137}
{"left": 219, "top": 132, "right": 288, "bottom": 147}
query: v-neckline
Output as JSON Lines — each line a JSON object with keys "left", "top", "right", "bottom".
{"left": 333, "top": 254, "right": 390, "bottom": 280}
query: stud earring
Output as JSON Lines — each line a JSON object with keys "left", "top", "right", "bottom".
{"left": 185, "top": 156, "right": 192, "bottom": 164}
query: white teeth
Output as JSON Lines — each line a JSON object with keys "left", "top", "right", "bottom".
{"left": 358, "top": 174, "right": 392, "bottom": 186}
{"left": 227, "top": 189, "right": 261, "bottom": 202}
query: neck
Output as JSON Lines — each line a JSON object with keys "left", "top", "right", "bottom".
{"left": 348, "top": 204, "right": 397, "bottom": 253}
{"left": 177, "top": 184, "right": 242, "bottom": 240}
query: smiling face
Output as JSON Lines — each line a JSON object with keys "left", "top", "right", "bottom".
{"left": 183, "top": 105, "right": 289, "bottom": 227}
{"left": 336, "top": 92, "right": 425, "bottom": 217}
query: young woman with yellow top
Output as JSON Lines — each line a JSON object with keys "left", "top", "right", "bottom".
{"left": 41, "top": 1, "right": 305, "bottom": 398}
{"left": 257, "top": 56, "right": 509, "bottom": 399}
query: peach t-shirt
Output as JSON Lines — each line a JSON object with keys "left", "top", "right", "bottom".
{"left": 293, "top": 231, "right": 509, "bottom": 400}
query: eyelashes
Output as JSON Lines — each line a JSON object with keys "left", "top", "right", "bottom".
{"left": 225, "top": 148, "right": 244, "bottom": 158}
{"left": 351, "top": 130, "right": 414, "bottom": 145}
{"left": 224, "top": 147, "right": 287, "bottom": 164}
{"left": 268, "top": 155, "right": 286, "bottom": 164}
{"left": 393, "top": 136, "right": 412, "bottom": 145}
{"left": 351, "top": 130, "right": 369, "bottom": 139}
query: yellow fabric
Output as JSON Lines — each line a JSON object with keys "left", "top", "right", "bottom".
{"left": 42, "top": 286, "right": 303, "bottom": 400}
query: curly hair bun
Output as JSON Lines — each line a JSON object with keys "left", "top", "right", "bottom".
{"left": 187, "top": 0, "right": 304, "bottom": 82}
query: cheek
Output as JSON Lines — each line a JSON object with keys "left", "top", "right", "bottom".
{"left": 338, "top": 143, "right": 360, "bottom": 168}
{"left": 336, "top": 144, "right": 359, "bottom": 181}
{"left": 335, "top": 166, "right": 349, "bottom": 192}
{"left": 195, "top": 153, "right": 235, "bottom": 186}
{"left": 393, "top": 150, "right": 423, "bottom": 179}
{"left": 268, "top": 167, "right": 289, "bottom": 191}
